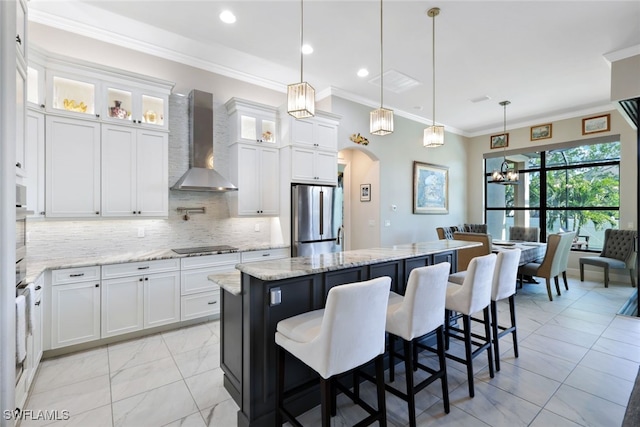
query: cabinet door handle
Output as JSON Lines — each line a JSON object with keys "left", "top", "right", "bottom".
{"left": 16, "top": 162, "right": 22, "bottom": 168}
{"left": 96, "top": 114, "right": 100, "bottom": 118}
{"left": 70, "top": 273, "right": 85, "bottom": 277}
{"left": 16, "top": 35, "right": 22, "bottom": 45}
{"left": 40, "top": 104, "right": 45, "bottom": 109}
{"left": 144, "top": 277, "right": 148, "bottom": 281}
{"left": 96, "top": 211, "right": 100, "bottom": 215}
{"left": 262, "top": 253, "right": 271, "bottom": 257}
{"left": 208, "top": 301, "right": 217, "bottom": 305}
{"left": 137, "top": 211, "right": 141, "bottom": 214}
{"left": 35, "top": 301, "right": 41, "bottom": 306}
{"left": 138, "top": 266, "right": 150, "bottom": 270}
{"left": 35, "top": 285, "right": 41, "bottom": 291}
{"left": 139, "top": 278, "right": 143, "bottom": 282}
{"left": 95, "top": 284, "right": 99, "bottom": 288}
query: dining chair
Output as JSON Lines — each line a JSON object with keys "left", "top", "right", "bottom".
{"left": 509, "top": 226, "right": 540, "bottom": 242}
{"left": 445, "top": 253, "right": 496, "bottom": 398}
{"left": 464, "top": 223, "right": 488, "bottom": 233}
{"left": 518, "top": 232, "right": 575, "bottom": 301}
{"left": 452, "top": 231, "right": 492, "bottom": 272}
{"left": 580, "top": 229, "right": 637, "bottom": 288}
{"left": 275, "top": 277, "right": 391, "bottom": 427}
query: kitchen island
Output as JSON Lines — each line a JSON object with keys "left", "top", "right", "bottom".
{"left": 211, "top": 240, "right": 480, "bottom": 427}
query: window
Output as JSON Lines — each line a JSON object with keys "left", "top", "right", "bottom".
{"left": 485, "top": 138, "right": 620, "bottom": 251}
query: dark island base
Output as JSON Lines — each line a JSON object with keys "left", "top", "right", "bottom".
{"left": 221, "top": 251, "right": 456, "bottom": 427}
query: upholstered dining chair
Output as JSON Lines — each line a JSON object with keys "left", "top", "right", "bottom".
{"left": 509, "top": 226, "right": 540, "bottom": 242}
{"left": 436, "top": 226, "right": 462, "bottom": 240}
{"left": 580, "top": 229, "right": 637, "bottom": 288}
{"left": 275, "top": 277, "right": 391, "bottom": 427}
{"left": 452, "top": 231, "right": 492, "bottom": 272}
{"left": 464, "top": 223, "right": 488, "bottom": 233}
{"left": 385, "top": 262, "right": 451, "bottom": 427}
{"left": 518, "top": 232, "right": 575, "bottom": 301}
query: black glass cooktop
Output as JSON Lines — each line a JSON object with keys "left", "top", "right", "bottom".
{"left": 172, "top": 245, "right": 238, "bottom": 255}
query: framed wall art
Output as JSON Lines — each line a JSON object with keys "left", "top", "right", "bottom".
{"left": 530, "top": 123, "right": 552, "bottom": 141}
{"left": 360, "top": 183, "right": 371, "bottom": 202}
{"left": 413, "top": 161, "right": 448, "bottom": 214}
{"left": 582, "top": 114, "right": 610, "bottom": 135}
{"left": 490, "top": 133, "right": 509, "bottom": 149}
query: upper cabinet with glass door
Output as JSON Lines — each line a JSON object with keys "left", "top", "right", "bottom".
{"left": 103, "top": 84, "right": 168, "bottom": 130}
{"left": 46, "top": 71, "right": 99, "bottom": 119}
{"left": 225, "top": 98, "right": 278, "bottom": 146}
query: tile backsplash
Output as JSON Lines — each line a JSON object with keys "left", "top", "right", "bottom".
{"left": 27, "top": 93, "right": 282, "bottom": 261}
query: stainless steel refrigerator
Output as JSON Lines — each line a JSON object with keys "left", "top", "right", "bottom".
{"left": 291, "top": 184, "right": 343, "bottom": 257}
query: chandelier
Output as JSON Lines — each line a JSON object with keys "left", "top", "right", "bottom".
{"left": 370, "top": 0, "right": 393, "bottom": 135}
{"left": 491, "top": 100, "right": 519, "bottom": 185}
{"left": 287, "top": 0, "right": 315, "bottom": 118}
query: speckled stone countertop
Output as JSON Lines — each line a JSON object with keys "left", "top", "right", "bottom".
{"left": 208, "top": 271, "right": 242, "bottom": 296}
{"left": 236, "top": 240, "right": 480, "bottom": 282}
{"left": 25, "top": 243, "right": 289, "bottom": 284}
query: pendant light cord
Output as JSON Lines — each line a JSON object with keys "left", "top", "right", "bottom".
{"left": 300, "top": 0, "right": 304, "bottom": 83}
{"left": 380, "top": 0, "right": 384, "bottom": 109}
{"left": 432, "top": 10, "right": 436, "bottom": 127}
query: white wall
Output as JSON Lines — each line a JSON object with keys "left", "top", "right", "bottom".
{"left": 332, "top": 97, "right": 468, "bottom": 246}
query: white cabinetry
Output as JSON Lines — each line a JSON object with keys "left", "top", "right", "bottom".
{"left": 25, "top": 109, "right": 45, "bottom": 216}
{"left": 180, "top": 253, "right": 240, "bottom": 321}
{"left": 229, "top": 144, "right": 279, "bottom": 216}
{"left": 101, "top": 125, "right": 168, "bottom": 217}
{"left": 51, "top": 266, "right": 101, "bottom": 349}
{"left": 101, "top": 259, "right": 180, "bottom": 338}
{"left": 241, "top": 247, "right": 289, "bottom": 263}
{"left": 226, "top": 98, "right": 280, "bottom": 216}
{"left": 103, "top": 83, "right": 168, "bottom": 130}
{"left": 45, "top": 116, "right": 101, "bottom": 217}
{"left": 226, "top": 97, "right": 277, "bottom": 145}
{"left": 280, "top": 111, "right": 340, "bottom": 185}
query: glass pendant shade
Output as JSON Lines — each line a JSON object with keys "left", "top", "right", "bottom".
{"left": 423, "top": 125, "right": 444, "bottom": 147}
{"left": 370, "top": 107, "right": 394, "bottom": 135}
{"left": 287, "top": 82, "right": 315, "bottom": 119}
{"left": 490, "top": 100, "right": 519, "bottom": 185}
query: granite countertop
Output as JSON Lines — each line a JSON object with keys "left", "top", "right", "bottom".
{"left": 25, "top": 243, "right": 289, "bottom": 284}
{"left": 236, "top": 240, "right": 480, "bottom": 281}
{"left": 208, "top": 271, "right": 241, "bottom": 296}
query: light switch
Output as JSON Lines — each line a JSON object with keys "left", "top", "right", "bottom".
{"left": 137, "top": 227, "right": 145, "bottom": 238}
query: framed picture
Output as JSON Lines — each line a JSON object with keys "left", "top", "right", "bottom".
{"left": 360, "top": 183, "right": 371, "bottom": 202}
{"left": 530, "top": 123, "right": 552, "bottom": 141}
{"left": 413, "top": 161, "right": 448, "bottom": 214}
{"left": 490, "top": 133, "right": 509, "bottom": 149}
{"left": 582, "top": 114, "right": 610, "bottom": 135}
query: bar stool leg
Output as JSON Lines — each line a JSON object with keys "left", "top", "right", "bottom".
{"left": 276, "top": 345, "right": 284, "bottom": 426}
{"left": 490, "top": 300, "right": 500, "bottom": 372}
{"left": 510, "top": 295, "right": 519, "bottom": 358}
{"left": 436, "top": 325, "right": 450, "bottom": 414}
{"left": 463, "top": 315, "right": 475, "bottom": 397}
{"left": 483, "top": 307, "right": 495, "bottom": 379}
{"left": 375, "top": 354, "right": 387, "bottom": 427}
{"left": 320, "top": 377, "right": 331, "bottom": 427}
{"left": 444, "top": 309, "right": 451, "bottom": 350}
{"left": 330, "top": 378, "right": 337, "bottom": 417}
{"left": 404, "top": 339, "right": 416, "bottom": 427}
{"left": 389, "top": 334, "right": 396, "bottom": 382}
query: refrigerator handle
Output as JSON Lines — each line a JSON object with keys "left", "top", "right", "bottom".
{"left": 336, "top": 225, "right": 344, "bottom": 244}
{"left": 319, "top": 190, "right": 324, "bottom": 235}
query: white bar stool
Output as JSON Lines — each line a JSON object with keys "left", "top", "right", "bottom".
{"left": 275, "top": 277, "right": 391, "bottom": 427}
{"left": 385, "top": 263, "right": 451, "bottom": 427}
{"left": 444, "top": 253, "right": 496, "bottom": 398}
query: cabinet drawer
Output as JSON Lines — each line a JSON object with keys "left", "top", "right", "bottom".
{"left": 181, "top": 266, "right": 230, "bottom": 295}
{"left": 241, "top": 248, "right": 289, "bottom": 263}
{"left": 52, "top": 266, "right": 100, "bottom": 285}
{"left": 180, "top": 252, "right": 241, "bottom": 270}
{"left": 102, "top": 258, "right": 179, "bottom": 279}
{"left": 181, "top": 290, "right": 220, "bottom": 321}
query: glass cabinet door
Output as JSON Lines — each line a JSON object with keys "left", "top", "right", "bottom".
{"left": 240, "top": 114, "right": 276, "bottom": 144}
{"left": 106, "top": 87, "right": 133, "bottom": 123}
{"left": 50, "top": 75, "right": 97, "bottom": 117}
{"left": 141, "top": 95, "right": 165, "bottom": 127}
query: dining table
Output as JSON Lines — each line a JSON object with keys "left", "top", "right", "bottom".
{"left": 492, "top": 240, "right": 547, "bottom": 266}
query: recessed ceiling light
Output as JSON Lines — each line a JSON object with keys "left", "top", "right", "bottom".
{"left": 301, "top": 44, "right": 313, "bottom": 55}
{"left": 219, "top": 10, "right": 236, "bottom": 24}
{"left": 357, "top": 68, "right": 369, "bottom": 77}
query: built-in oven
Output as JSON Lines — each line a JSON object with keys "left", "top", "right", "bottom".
{"left": 16, "top": 184, "right": 27, "bottom": 288}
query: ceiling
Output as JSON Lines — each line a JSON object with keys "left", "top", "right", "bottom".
{"left": 29, "top": 1, "right": 640, "bottom": 136}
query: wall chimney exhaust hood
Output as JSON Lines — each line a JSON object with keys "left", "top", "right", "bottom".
{"left": 171, "top": 90, "right": 238, "bottom": 192}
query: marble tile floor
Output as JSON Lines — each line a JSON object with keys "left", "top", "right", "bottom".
{"left": 20, "top": 276, "right": 640, "bottom": 427}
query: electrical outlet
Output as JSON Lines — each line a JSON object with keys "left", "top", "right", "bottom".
{"left": 254, "top": 223, "right": 260, "bottom": 232}
{"left": 384, "top": 220, "right": 391, "bottom": 227}
{"left": 137, "top": 227, "right": 145, "bottom": 238}
{"left": 26, "top": 231, "right": 31, "bottom": 243}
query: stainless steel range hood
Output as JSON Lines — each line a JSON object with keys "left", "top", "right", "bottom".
{"left": 171, "top": 90, "right": 238, "bottom": 192}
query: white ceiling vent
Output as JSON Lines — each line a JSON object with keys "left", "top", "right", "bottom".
{"left": 368, "top": 69, "right": 421, "bottom": 94}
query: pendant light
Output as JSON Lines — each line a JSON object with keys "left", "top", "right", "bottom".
{"left": 287, "top": 0, "right": 315, "bottom": 119}
{"left": 423, "top": 7, "right": 444, "bottom": 147}
{"left": 490, "top": 100, "right": 519, "bottom": 185}
{"left": 370, "top": 0, "right": 394, "bottom": 135}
